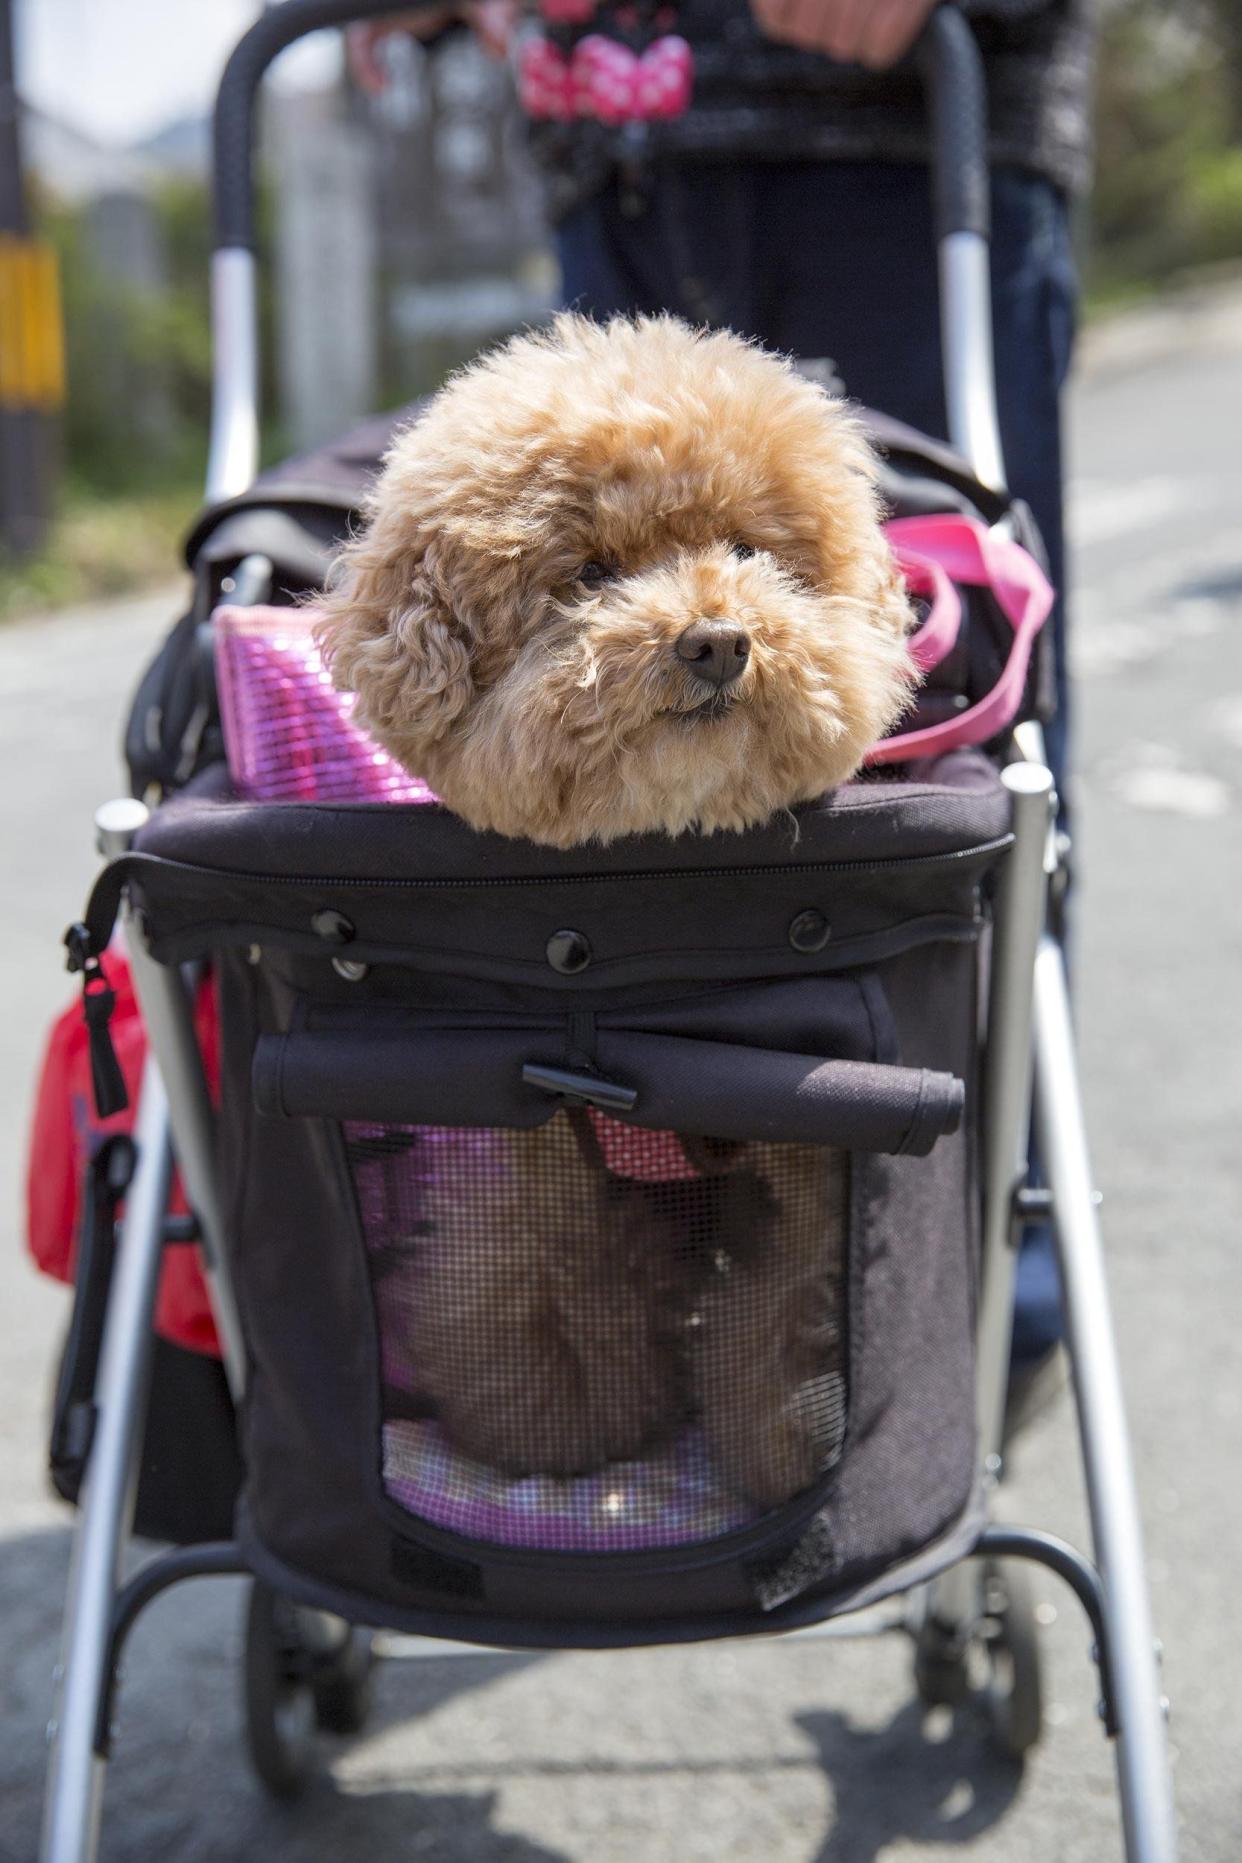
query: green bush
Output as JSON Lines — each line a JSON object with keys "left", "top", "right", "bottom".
{"left": 37, "top": 175, "right": 278, "bottom": 502}
{"left": 1089, "top": 1, "right": 1242, "bottom": 291}
{"left": 0, "top": 485, "right": 199, "bottom": 620}
{"left": 1187, "top": 146, "right": 1242, "bottom": 265}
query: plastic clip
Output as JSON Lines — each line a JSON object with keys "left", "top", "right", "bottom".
{"left": 65, "top": 922, "right": 129, "bottom": 1119}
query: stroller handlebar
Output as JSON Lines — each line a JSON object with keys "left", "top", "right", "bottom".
{"left": 205, "top": 1, "right": 1005, "bottom": 502}
{"left": 213, "top": 0, "right": 436, "bottom": 253}
{"left": 211, "top": 0, "right": 991, "bottom": 251}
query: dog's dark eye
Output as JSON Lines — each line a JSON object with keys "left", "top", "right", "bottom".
{"left": 578, "top": 560, "right": 619, "bottom": 590}
{"left": 731, "top": 540, "right": 755, "bottom": 560}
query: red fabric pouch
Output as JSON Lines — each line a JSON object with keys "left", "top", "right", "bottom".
{"left": 26, "top": 952, "right": 223, "bottom": 1358}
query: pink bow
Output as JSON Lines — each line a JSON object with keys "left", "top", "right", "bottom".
{"left": 518, "top": 34, "right": 577, "bottom": 120}
{"left": 573, "top": 32, "right": 693, "bottom": 123}
{"left": 518, "top": 32, "right": 694, "bottom": 125}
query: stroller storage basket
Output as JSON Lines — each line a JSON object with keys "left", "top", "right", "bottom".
{"left": 79, "top": 749, "right": 1011, "bottom": 1643}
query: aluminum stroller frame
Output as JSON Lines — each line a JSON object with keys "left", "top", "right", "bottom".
{"left": 40, "top": 6, "right": 1178, "bottom": 1859}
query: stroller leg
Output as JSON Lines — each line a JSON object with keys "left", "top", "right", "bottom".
{"left": 1033, "top": 936, "right": 1178, "bottom": 1863}
{"left": 41, "top": 1063, "right": 174, "bottom": 1863}
{"left": 923, "top": 762, "right": 1054, "bottom": 1641}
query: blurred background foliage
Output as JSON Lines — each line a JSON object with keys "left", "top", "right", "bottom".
{"left": 4, "top": 0, "right": 1241, "bottom": 615}
{"left": 1091, "top": 0, "right": 1242, "bottom": 295}
{"left": 40, "top": 173, "right": 279, "bottom": 491}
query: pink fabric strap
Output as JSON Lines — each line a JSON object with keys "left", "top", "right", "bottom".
{"left": 872, "top": 514, "right": 1054, "bottom": 764}
{"left": 890, "top": 539, "right": 962, "bottom": 675}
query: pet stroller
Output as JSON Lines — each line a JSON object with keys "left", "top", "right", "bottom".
{"left": 37, "top": 5, "right": 1177, "bottom": 1859}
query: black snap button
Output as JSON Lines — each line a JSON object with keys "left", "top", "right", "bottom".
{"left": 789, "top": 909, "right": 831, "bottom": 954}
{"left": 312, "top": 908, "right": 355, "bottom": 945}
{"left": 546, "top": 929, "right": 592, "bottom": 974}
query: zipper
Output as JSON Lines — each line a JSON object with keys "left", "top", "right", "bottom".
{"left": 132, "top": 831, "right": 1013, "bottom": 896}
{"left": 372, "top": 1423, "right": 848, "bottom": 1582}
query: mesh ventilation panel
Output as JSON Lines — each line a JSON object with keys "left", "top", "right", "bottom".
{"left": 347, "top": 1112, "right": 849, "bottom": 1553}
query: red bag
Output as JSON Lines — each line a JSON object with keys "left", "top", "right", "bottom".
{"left": 25, "top": 951, "right": 223, "bottom": 1358}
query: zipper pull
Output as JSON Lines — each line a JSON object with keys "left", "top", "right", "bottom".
{"left": 64, "top": 923, "right": 129, "bottom": 1119}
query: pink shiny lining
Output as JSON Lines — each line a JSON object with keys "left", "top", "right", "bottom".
{"left": 213, "top": 605, "right": 437, "bottom": 805}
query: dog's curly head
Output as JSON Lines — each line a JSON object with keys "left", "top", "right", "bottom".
{"left": 316, "top": 315, "right": 915, "bottom": 846}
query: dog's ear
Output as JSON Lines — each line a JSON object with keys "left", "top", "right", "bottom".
{"left": 805, "top": 400, "right": 916, "bottom": 645}
{"left": 315, "top": 531, "right": 474, "bottom": 766}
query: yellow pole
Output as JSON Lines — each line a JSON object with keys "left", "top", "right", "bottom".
{"left": 0, "top": 233, "right": 65, "bottom": 412}
{"left": 1, "top": 0, "right": 61, "bottom": 555}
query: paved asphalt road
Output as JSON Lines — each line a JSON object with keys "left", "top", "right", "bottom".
{"left": 3, "top": 286, "right": 1240, "bottom": 1862}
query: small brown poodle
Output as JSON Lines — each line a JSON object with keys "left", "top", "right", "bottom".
{"left": 316, "top": 313, "right": 914, "bottom": 846}
{"left": 406, "top": 1112, "right": 849, "bottom": 1510}
{"left": 407, "top": 1112, "right": 685, "bottom": 1480}
{"left": 320, "top": 315, "right": 906, "bottom": 1510}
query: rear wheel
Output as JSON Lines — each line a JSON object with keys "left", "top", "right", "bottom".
{"left": 243, "top": 1581, "right": 318, "bottom": 1799}
{"left": 910, "top": 1560, "right": 1044, "bottom": 1760}
{"left": 912, "top": 1617, "right": 972, "bottom": 1709}
{"left": 311, "top": 1624, "right": 376, "bottom": 1735}
{"left": 980, "top": 1558, "right": 1044, "bottom": 1759}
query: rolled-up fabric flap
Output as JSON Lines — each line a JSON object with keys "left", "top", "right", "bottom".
{"left": 593, "top": 1034, "right": 962, "bottom": 1158}
{"left": 254, "top": 1028, "right": 963, "bottom": 1157}
{"left": 254, "top": 1029, "right": 552, "bottom": 1128}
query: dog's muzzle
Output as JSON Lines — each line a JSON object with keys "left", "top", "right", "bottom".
{"left": 674, "top": 619, "right": 750, "bottom": 691}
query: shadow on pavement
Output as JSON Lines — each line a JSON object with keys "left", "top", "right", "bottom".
{"left": 3, "top": 1519, "right": 552, "bottom": 1863}
{"left": 798, "top": 1699, "right": 1023, "bottom": 1861}
{"left": 8, "top": 1518, "right": 1023, "bottom": 1862}
{"left": 1173, "top": 564, "right": 1242, "bottom": 603}
{"left": 218, "top": 1778, "right": 573, "bottom": 1863}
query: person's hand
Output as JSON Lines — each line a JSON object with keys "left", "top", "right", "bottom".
{"left": 751, "top": 0, "right": 940, "bottom": 70}
{"left": 347, "top": 2, "right": 517, "bottom": 94}
{"left": 347, "top": 12, "right": 457, "bottom": 93}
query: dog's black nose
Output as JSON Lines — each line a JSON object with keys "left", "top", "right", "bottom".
{"left": 674, "top": 619, "right": 750, "bottom": 689}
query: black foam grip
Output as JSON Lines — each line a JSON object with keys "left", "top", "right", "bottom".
{"left": 253, "top": 1027, "right": 964, "bottom": 1158}
{"left": 918, "top": 7, "right": 991, "bottom": 242}
{"left": 214, "top": 0, "right": 444, "bottom": 251}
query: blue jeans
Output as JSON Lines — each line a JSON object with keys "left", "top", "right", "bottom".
{"left": 558, "top": 160, "right": 1076, "bottom": 1362}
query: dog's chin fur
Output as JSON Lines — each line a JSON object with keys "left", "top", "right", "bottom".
{"left": 316, "top": 314, "right": 916, "bottom": 847}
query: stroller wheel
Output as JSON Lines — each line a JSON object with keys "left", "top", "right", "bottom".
{"left": 243, "top": 1580, "right": 319, "bottom": 1798}
{"left": 912, "top": 1618, "right": 972, "bottom": 1709}
{"left": 980, "top": 1559, "right": 1044, "bottom": 1760}
{"left": 311, "top": 1625, "right": 376, "bottom": 1735}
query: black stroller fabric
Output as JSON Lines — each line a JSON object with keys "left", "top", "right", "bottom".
{"left": 92, "top": 381, "right": 1047, "bottom": 1644}
{"left": 81, "top": 750, "right": 1012, "bottom": 1645}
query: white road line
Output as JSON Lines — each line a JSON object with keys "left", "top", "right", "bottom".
{"left": 1113, "top": 766, "right": 1231, "bottom": 818}
{"left": 1067, "top": 476, "right": 1206, "bottom": 548}
{"left": 1103, "top": 743, "right": 1233, "bottom": 818}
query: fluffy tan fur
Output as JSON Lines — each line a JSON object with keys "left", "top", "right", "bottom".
{"left": 316, "top": 314, "right": 915, "bottom": 845}
{"left": 408, "top": 1114, "right": 684, "bottom": 1479}
{"left": 690, "top": 1141, "right": 848, "bottom": 1508}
